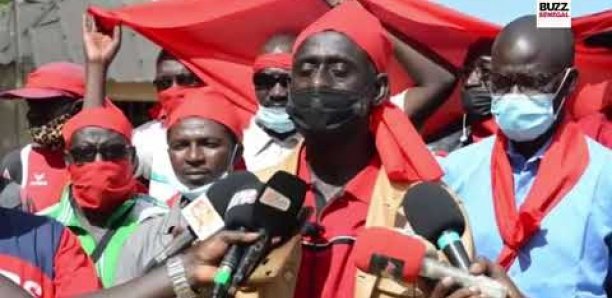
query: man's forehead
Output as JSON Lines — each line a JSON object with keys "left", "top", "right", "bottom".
{"left": 71, "top": 127, "right": 127, "bottom": 146}
{"left": 170, "top": 117, "right": 230, "bottom": 138}
{"left": 295, "top": 31, "right": 367, "bottom": 63}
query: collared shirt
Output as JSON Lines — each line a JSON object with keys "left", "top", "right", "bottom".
{"left": 39, "top": 187, "right": 167, "bottom": 287}
{"left": 114, "top": 195, "right": 186, "bottom": 285}
{"left": 506, "top": 139, "right": 551, "bottom": 206}
{"left": 294, "top": 147, "right": 381, "bottom": 298}
{"left": 242, "top": 118, "right": 301, "bottom": 172}
{"left": 439, "top": 135, "right": 612, "bottom": 297}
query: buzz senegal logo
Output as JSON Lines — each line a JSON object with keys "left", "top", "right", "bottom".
{"left": 539, "top": 2, "right": 570, "bottom": 18}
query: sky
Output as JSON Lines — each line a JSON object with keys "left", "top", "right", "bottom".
{"left": 432, "top": 0, "right": 611, "bottom": 25}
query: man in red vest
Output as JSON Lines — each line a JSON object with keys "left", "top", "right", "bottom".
{"left": 0, "top": 62, "right": 84, "bottom": 212}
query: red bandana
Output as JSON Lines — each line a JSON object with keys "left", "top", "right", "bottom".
{"left": 490, "top": 122, "right": 589, "bottom": 269}
{"left": 253, "top": 53, "right": 292, "bottom": 73}
{"left": 62, "top": 106, "right": 133, "bottom": 147}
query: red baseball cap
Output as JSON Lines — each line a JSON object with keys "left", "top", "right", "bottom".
{"left": 0, "top": 62, "right": 85, "bottom": 100}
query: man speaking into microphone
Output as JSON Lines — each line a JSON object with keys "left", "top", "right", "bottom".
{"left": 256, "top": 2, "right": 473, "bottom": 297}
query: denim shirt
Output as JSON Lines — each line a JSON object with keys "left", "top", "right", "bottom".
{"left": 440, "top": 135, "right": 612, "bottom": 297}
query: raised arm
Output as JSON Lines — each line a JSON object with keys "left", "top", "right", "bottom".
{"left": 388, "top": 33, "right": 456, "bottom": 129}
{"left": 82, "top": 14, "right": 121, "bottom": 109}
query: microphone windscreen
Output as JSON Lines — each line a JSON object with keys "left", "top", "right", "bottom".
{"left": 253, "top": 171, "right": 307, "bottom": 237}
{"left": 353, "top": 227, "right": 426, "bottom": 282}
{"left": 402, "top": 182, "right": 465, "bottom": 244}
{"left": 207, "top": 171, "right": 263, "bottom": 226}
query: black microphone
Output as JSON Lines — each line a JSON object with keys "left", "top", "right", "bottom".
{"left": 144, "top": 171, "right": 260, "bottom": 272}
{"left": 229, "top": 171, "right": 307, "bottom": 289}
{"left": 212, "top": 173, "right": 264, "bottom": 298}
{"left": 402, "top": 182, "right": 471, "bottom": 271}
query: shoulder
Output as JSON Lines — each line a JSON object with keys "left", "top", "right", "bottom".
{"left": 129, "top": 194, "right": 169, "bottom": 223}
{"left": 439, "top": 136, "right": 495, "bottom": 170}
{"left": 0, "top": 207, "right": 66, "bottom": 244}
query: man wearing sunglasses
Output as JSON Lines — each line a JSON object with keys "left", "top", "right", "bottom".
{"left": 80, "top": 18, "right": 206, "bottom": 204}
{"left": 242, "top": 34, "right": 302, "bottom": 172}
{"left": 438, "top": 15, "right": 612, "bottom": 297}
{"left": 0, "top": 63, "right": 85, "bottom": 212}
{"left": 39, "top": 105, "right": 166, "bottom": 288}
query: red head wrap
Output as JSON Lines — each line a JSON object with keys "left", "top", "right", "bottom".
{"left": 294, "top": 1, "right": 442, "bottom": 182}
{"left": 62, "top": 106, "right": 133, "bottom": 147}
{"left": 294, "top": 1, "right": 391, "bottom": 73}
{"left": 167, "top": 88, "right": 244, "bottom": 142}
{"left": 253, "top": 53, "right": 292, "bottom": 73}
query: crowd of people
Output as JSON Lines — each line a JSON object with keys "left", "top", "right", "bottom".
{"left": 0, "top": 0, "right": 610, "bottom": 297}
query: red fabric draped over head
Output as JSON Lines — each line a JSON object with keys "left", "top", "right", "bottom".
{"left": 253, "top": 53, "right": 292, "bottom": 73}
{"left": 88, "top": 0, "right": 330, "bottom": 128}
{"left": 167, "top": 88, "right": 244, "bottom": 142}
{"left": 294, "top": 1, "right": 442, "bottom": 182}
{"left": 358, "top": 0, "right": 612, "bottom": 136}
{"left": 62, "top": 106, "right": 133, "bottom": 147}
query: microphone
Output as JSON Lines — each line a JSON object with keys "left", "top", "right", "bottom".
{"left": 229, "top": 171, "right": 308, "bottom": 289}
{"left": 353, "top": 228, "right": 508, "bottom": 298}
{"left": 143, "top": 171, "right": 260, "bottom": 272}
{"left": 402, "top": 182, "right": 471, "bottom": 271}
{"left": 212, "top": 173, "right": 265, "bottom": 298}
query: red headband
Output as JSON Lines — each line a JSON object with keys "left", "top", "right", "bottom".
{"left": 294, "top": 1, "right": 442, "bottom": 182}
{"left": 253, "top": 53, "right": 292, "bottom": 73}
{"left": 63, "top": 106, "right": 133, "bottom": 147}
{"left": 294, "top": 1, "right": 391, "bottom": 72}
{"left": 167, "top": 88, "right": 243, "bottom": 141}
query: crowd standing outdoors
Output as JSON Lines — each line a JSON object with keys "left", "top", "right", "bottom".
{"left": 0, "top": 0, "right": 610, "bottom": 297}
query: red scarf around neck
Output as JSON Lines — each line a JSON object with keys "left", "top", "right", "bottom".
{"left": 490, "top": 122, "right": 589, "bottom": 270}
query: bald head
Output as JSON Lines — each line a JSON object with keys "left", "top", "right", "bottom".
{"left": 261, "top": 34, "right": 297, "bottom": 55}
{"left": 492, "top": 15, "right": 574, "bottom": 76}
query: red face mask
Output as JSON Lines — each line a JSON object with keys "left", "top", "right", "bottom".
{"left": 68, "top": 160, "right": 136, "bottom": 214}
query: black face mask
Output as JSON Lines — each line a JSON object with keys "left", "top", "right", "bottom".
{"left": 287, "top": 88, "right": 368, "bottom": 134}
{"left": 461, "top": 88, "right": 492, "bottom": 120}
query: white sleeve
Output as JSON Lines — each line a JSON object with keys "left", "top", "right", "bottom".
{"left": 389, "top": 90, "right": 407, "bottom": 111}
{"left": 132, "top": 121, "right": 160, "bottom": 179}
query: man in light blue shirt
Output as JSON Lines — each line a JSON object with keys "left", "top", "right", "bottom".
{"left": 438, "top": 15, "right": 612, "bottom": 298}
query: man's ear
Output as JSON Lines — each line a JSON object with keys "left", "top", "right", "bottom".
{"left": 128, "top": 146, "right": 138, "bottom": 173}
{"left": 566, "top": 67, "right": 579, "bottom": 94}
{"left": 372, "top": 73, "right": 390, "bottom": 107}
{"left": 64, "top": 151, "right": 73, "bottom": 165}
{"left": 71, "top": 100, "right": 84, "bottom": 114}
{"left": 232, "top": 144, "right": 244, "bottom": 169}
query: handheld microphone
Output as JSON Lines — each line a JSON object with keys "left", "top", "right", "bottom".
{"left": 229, "top": 171, "right": 307, "bottom": 289}
{"left": 402, "top": 182, "right": 471, "bottom": 271}
{"left": 353, "top": 228, "right": 508, "bottom": 298}
{"left": 143, "top": 171, "right": 259, "bottom": 272}
{"left": 212, "top": 173, "right": 264, "bottom": 298}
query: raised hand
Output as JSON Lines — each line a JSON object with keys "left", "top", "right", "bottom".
{"left": 82, "top": 14, "right": 121, "bottom": 67}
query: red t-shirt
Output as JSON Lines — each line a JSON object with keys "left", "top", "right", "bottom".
{"left": 294, "top": 148, "right": 381, "bottom": 298}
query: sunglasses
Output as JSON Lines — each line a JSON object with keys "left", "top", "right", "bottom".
{"left": 69, "top": 144, "right": 132, "bottom": 164}
{"left": 153, "top": 74, "right": 203, "bottom": 91}
{"left": 486, "top": 68, "right": 571, "bottom": 95}
{"left": 253, "top": 73, "right": 291, "bottom": 90}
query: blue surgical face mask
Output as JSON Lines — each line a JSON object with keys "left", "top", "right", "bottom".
{"left": 255, "top": 106, "right": 296, "bottom": 134}
{"left": 491, "top": 93, "right": 564, "bottom": 142}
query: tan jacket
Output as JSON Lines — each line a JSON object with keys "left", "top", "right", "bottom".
{"left": 237, "top": 145, "right": 474, "bottom": 298}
